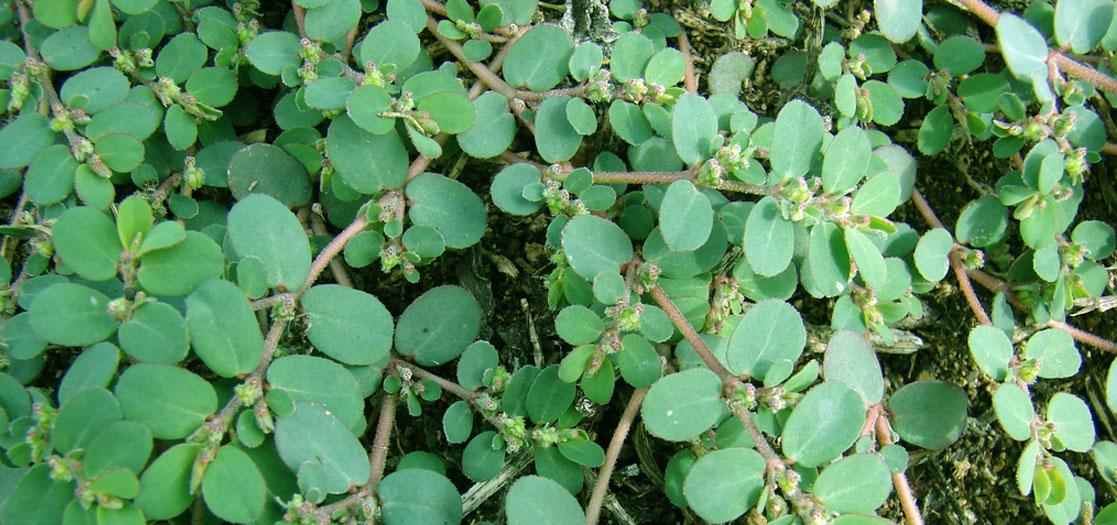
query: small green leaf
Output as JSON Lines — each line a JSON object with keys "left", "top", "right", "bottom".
{"left": 457, "top": 91, "right": 515, "bottom": 158}
{"left": 1047, "top": 392, "right": 1095, "bottom": 453}
{"left": 115, "top": 364, "right": 218, "bottom": 439}
{"left": 671, "top": 93, "right": 719, "bottom": 166}
{"left": 561, "top": 215, "right": 634, "bottom": 280}
{"left": 136, "top": 444, "right": 201, "bottom": 520}
{"left": 442, "top": 400, "right": 474, "bottom": 444}
{"left": 814, "top": 453, "right": 893, "bottom": 513}
{"left": 726, "top": 299, "right": 806, "bottom": 380}
{"left": 275, "top": 402, "right": 371, "bottom": 498}
{"left": 555, "top": 305, "right": 604, "bottom": 345}
{"left": 659, "top": 180, "right": 713, "bottom": 251}
{"left": 30, "top": 283, "right": 119, "bottom": 346}
{"left": 301, "top": 284, "right": 395, "bottom": 366}
{"left": 118, "top": 302, "right": 189, "bottom": 364}
{"left": 844, "top": 227, "right": 888, "bottom": 289}
{"left": 202, "top": 445, "right": 266, "bottom": 524}
{"left": 993, "top": 382, "right": 1035, "bottom": 441}
{"left": 874, "top": 0, "right": 922, "bottom": 42}
{"left": 611, "top": 31, "right": 655, "bottom": 82}
{"left": 770, "top": 100, "right": 823, "bottom": 179}
{"left": 781, "top": 381, "right": 866, "bottom": 467}
{"left": 505, "top": 475, "right": 584, "bottom": 525}
{"left": 326, "top": 115, "right": 408, "bottom": 194}
{"left": 564, "top": 97, "right": 597, "bottom": 136}
{"left": 642, "top": 368, "right": 723, "bottom": 441}
{"left": 823, "top": 126, "right": 872, "bottom": 194}
{"left": 405, "top": 173, "right": 487, "bottom": 249}
{"left": 491, "top": 163, "right": 543, "bottom": 215}
{"left": 246, "top": 31, "right": 302, "bottom": 75}
{"left": 968, "top": 325, "right": 1014, "bottom": 381}
{"left": 744, "top": 196, "right": 794, "bottom": 277}
{"left": 378, "top": 468, "right": 462, "bottom": 524}
{"left": 53, "top": 206, "right": 120, "bottom": 282}
{"left": 227, "top": 143, "right": 311, "bottom": 207}
{"left": 823, "top": 330, "right": 884, "bottom": 404}
{"left": 51, "top": 388, "right": 122, "bottom": 453}
{"left": 503, "top": 25, "right": 574, "bottom": 91}
{"left": 527, "top": 365, "right": 576, "bottom": 424}
{"left": 305, "top": 0, "right": 361, "bottom": 42}
{"left": 136, "top": 231, "right": 224, "bottom": 296}
{"left": 997, "top": 14, "right": 1050, "bottom": 84}
{"left": 463, "top": 431, "right": 505, "bottom": 482}
{"left": 58, "top": 342, "right": 120, "bottom": 404}
{"left": 1055, "top": 0, "right": 1114, "bottom": 53}
{"left": 395, "top": 285, "right": 480, "bottom": 366}
{"left": 186, "top": 279, "right": 263, "bottom": 377}
{"left": 534, "top": 96, "right": 583, "bottom": 163}
{"left": 227, "top": 194, "right": 311, "bottom": 291}
{"left": 360, "top": 20, "right": 421, "bottom": 71}
{"left": 888, "top": 380, "right": 967, "bottom": 449}
{"left": 1023, "top": 329, "right": 1080, "bottom": 379}
{"left": 683, "top": 448, "right": 765, "bottom": 523}
{"left": 268, "top": 355, "right": 364, "bottom": 430}
{"left": 608, "top": 100, "right": 652, "bottom": 146}
{"left": 913, "top": 228, "right": 953, "bottom": 282}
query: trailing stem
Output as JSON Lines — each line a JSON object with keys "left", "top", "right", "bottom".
{"left": 584, "top": 388, "right": 647, "bottom": 525}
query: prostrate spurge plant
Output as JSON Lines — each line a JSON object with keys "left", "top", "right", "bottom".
{"left": 0, "top": 0, "right": 1114, "bottom": 523}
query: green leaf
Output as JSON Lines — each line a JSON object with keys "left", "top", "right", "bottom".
{"left": 346, "top": 85, "right": 394, "bottom": 135}
{"left": 30, "top": 283, "right": 119, "bottom": 346}
{"left": 0, "top": 464, "right": 72, "bottom": 524}
{"left": 997, "top": 14, "right": 1050, "bottom": 84}
{"left": 457, "top": 91, "right": 516, "bottom": 158}
{"left": 609, "top": 100, "right": 653, "bottom": 146}
{"left": 526, "top": 365, "right": 576, "bottom": 424}
{"left": 505, "top": 475, "right": 583, "bottom": 525}
{"left": 1047, "top": 392, "right": 1095, "bottom": 452}
{"left": 186, "top": 67, "right": 238, "bottom": 107}
{"left": 874, "top": 0, "right": 922, "bottom": 42}
{"left": 183, "top": 278, "right": 262, "bottom": 377}
{"left": 913, "top": 228, "right": 952, "bottom": 282}
{"left": 851, "top": 171, "right": 901, "bottom": 217}
{"left": 275, "top": 402, "right": 371, "bottom": 497}
{"left": 617, "top": 334, "right": 662, "bottom": 388}
{"left": 823, "top": 330, "right": 884, "bottom": 404}
{"left": 1072, "top": 220, "right": 1116, "bottom": 259}
{"left": 558, "top": 437, "right": 605, "bottom": 467}
{"left": 115, "top": 363, "right": 218, "bottom": 439}
{"left": 395, "top": 285, "right": 480, "bottom": 366}
{"left": 503, "top": 25, "right": 573, "bottom": 91}
{"left": 709, "top": 51, "right": 756, "bottom": 95}
{"left": 53, "top": 206, "right": 120, "bottom": 281}
{"left": 934, "top": 35, "right": 985, "bottom": 76}
{"left": 136, "top": 231, "right": 225, "bottom": 296}
{"left": 164, "top": 105, "right": 197, "bottom": 151}
{"left": 745, "top": 196, "right": 794, "bottom": 277}
{"left": 26, "top": 144, "right": 77, "bottom": 206}
{"left": 534, "top": 96, "right": 583, "bottom": 163}
{"left": 463, "top": 431, "right": 505, "bottom": 481}
{"left": 246, "top": 31, "right": 302, "bottom": 75}
{"left": 457, "top": 345, "right": 499, "bottom": 388}
{"left": 814, "top": 453, "right": 893, "bottom": 513}
{"left": 671, "top": 93, "right": 719, "bottom": 166}
{"left": 918, "top": 104, "right": 954, "bottom": 155}
{"left": 887, "top": 380, "right": 967, "bottom": 449}
{"left": 268, "top": 355, "right": 363, "bottom": 430}
{"left": 642, "top": 368, "right": 724, "bottom": 441}
{"left": 227, "top": 143, "right": 311, "bottom": 207}
{"left": 41, "top": 27, "right": 101, "bottom": 71}
{"left": 770, "top": 100, "right": 822, "bottom": 179}
{"left": 491, "top": 163, "right": 543, "bottom": 215}
{"left": 611, "top": 31, "right": 655, "bottom": 82}
{"left": 823, "top": 126, "right": 872, "bottom": 194}
{"left": 442, "top": 400, "right": 474, "bottom": 444}
{"left": 967, "top": 325, "right": 1014, "bottom": 381}
{"left": 52, "top": 387, "right": 121, "bottom": 453}
{"left": 93, "top": 133, "right": 144, "bottom": 173}
{"left": 568, "top": 42, "right": 604, "bottom": 81}
{"left": 227, "top": 194, "right": 311, "bottom": 291}
{"left": 326, "top": 115, "right": 408, "bottom": 193}
{"left": 360, "top": 20, "right": 420, "bottom": 71}
{"left": 83, "top": 420, "right": 152, "bottom": 478}
{"left": 564, "top": 97, "right": 598, "bottom": 135}
{"left": 645, "top": 47, "right": 686, "bottom": 86}
{"left": 378, "top": 468, "right": 462, "bottom": 525}
{"left": 683, "top": 448, "right": 764, "bottom": 522}
{"left": 782, "top": 381, "right": 866, "bottom": 467}
{"left": 305, "top": 0, "right": 360, "bottom": 42}
{"left": 1023, "top": 328, "right": 1080, "bottom": 379}
{"left": 301, "top": 284, "right": 395, "bottom": 366}
{"left": 405, "top": 173, "right": 487, "bottom": 249}
{"left": 33, "top": 0, "right": 79, "bottom": 28}
{"left": 561, "top": 215, "right": 634, "bottom": 280}
{"left": 956, "top": 195, "right": 1008, "bottom": 247}
{"left": 136, "top": 444, "right": 201, "bottom": 520}
{"left": 118, "top": 302, "right": 189, "bottom": 364}
{"left": 808, "top": 222, "right": 852, "bottom": 297}
{"left": 726, "top": 299, "right": 806, "bottom": 380}
{"left": 844, "top": 227, "right": 888, "bottom": 289}
{"left": 659, "top": 180, "right": 713, "bottom": 251}
{"left": 0, "top": 113, "right": 55, "bottom": 170}
{"left": 1055, "top": 0, "right": 1114, "bottom": 53}
{"left": 993, "top": 382, "right": 1035, "bottom": 441}
{"left": 202, "top": 445, "right": 266, "bottom": 524}
{"left": 61, "top": 67, "right": 129, "bottom": 114}
{"left": 554, "top": 305, "right": 604, "bottom": 345}
{"left": 58, "top": 342, "right": 120, "bottom": 404}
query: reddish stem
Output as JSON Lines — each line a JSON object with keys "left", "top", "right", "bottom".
{"left": 584, "top": 388, "right": 647, "bottom": 525}
{"left": 877, "top": 414, "right": 925, "bottom": 525}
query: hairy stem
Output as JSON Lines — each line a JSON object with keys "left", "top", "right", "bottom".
{"left": 648, "top": 285, "right": 735, "bottom": 383}
{"left": 876, "top": 414, "right": 925, "bottom": 525}
{"left": 310, "top": 213, "right": 354, "bottom": 288}
{"left": 677, "top": 30, "right": 698, "bottom": 94}
{"left": 585, "top": 388, "right": 647, "bottom": 525}
{"left": 295, "top": 214, "right": 369, "bottom": 295}
{"left": 367, "top": 393, "right": 398, "bottom": 493}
